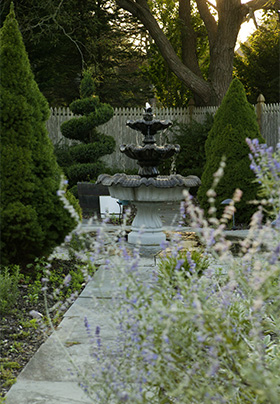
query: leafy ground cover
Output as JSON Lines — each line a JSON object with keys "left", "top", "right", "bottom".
{"left": 0, "top": 257, "right": 94, "bottom": 398}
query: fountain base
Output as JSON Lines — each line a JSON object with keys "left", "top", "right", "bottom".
{"left": 128, "top": 201, "right": 165, "bottom": 245}
{"left": 97, "top": 174, "right": 201, "bottom": 246}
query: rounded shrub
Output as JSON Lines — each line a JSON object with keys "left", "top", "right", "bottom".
{"left": 60, "top": 71, "right": 115, "bottom": 187}
{"left": 197, "top": 78, "right": 265, "bottom": 224}
{"left": 66, "top": 161, "right": 106, "bottom": 185}
{"left": 0, "top": 5, "right": 77, "bottom": 267}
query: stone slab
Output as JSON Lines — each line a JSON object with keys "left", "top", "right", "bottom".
{"left": 5, "top": 380, "right": 93, "bottom": 404}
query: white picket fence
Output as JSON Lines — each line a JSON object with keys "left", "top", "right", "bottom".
{"left": 46, "top": 101, "right": 280, "bottom": 171}
{"left": 260, "top": 103, "right": 280, "bottom": 151}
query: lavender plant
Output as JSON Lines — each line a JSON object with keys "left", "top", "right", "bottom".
{"left": 247, "top": 138, "right": 280, "bottom": 219}
{"left": 34, "top": 144, "right": 280, "bottom": 403}
{"left": 82, "top": 143, "right": 279, "bottom": 403}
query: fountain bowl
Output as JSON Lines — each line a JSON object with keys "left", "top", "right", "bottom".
{"left": 97, "top": 173, "right": 201, "bottom": 245}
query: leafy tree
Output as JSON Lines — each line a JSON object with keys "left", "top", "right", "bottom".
{"left": 143, "top": 0, "right": 210, "bottom": 107}
{"left": 116, "top": 0, "right": 279, "bottom": 105}
{"left": 197, "top": 78, "right": 265, "bottom": 224}
{"left": 0, "top": 0, "right": 152, "bottom": 107}
{"left": 59, "top": 71, "right": 115, "bottom": 188}
{"left": 0, "top": 4, "right": 77, "bottom": 267}
{"left": 234, "top": 18, "right": 280, "bottom": 104}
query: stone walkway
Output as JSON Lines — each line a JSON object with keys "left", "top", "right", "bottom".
{"left": 5, "top": 241, "right": 160, "bottom": 403}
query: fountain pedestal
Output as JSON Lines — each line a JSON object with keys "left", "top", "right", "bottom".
{"left": 129, "top": 201, "right": 165, "bottom": 245}
{"left": 105, "top": 179, "right": 195, "bottom": 245}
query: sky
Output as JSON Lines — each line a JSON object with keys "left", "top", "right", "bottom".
{"left": 206, "top": 1, "right": 263, "bottom": 45}
{"left": 237, "top": 10, "right": 262, "bottom": 44}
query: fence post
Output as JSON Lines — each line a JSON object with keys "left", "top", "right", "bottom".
{"left": 256, "top": 94, "right": 265, "bottom": 133}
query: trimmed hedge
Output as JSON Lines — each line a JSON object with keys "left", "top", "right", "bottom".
{"left": 66, "top": 162, "right": 106, "bottom": 185}
{"left": 197, "top": 78, "right": 265, "bottom": 224}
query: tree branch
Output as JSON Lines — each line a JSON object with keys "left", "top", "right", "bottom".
{"left": 179, "top": 0, "right": 203, "bottom": 77}
{"left": 196, "top": 0, "right": 217, "bottom": 45}
{"left": 241, "top": 0, "right": 280, "bottom": 17}
{"left": 117, "top": 0, "right": 212, "bottom": 103}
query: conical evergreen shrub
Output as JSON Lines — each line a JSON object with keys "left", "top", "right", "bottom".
{"left": 60, "top": 71, "right": 115, "bottom": 188}
{"left": 0, "top": 4, "right": 77, "bottom": 267}
{"left": 197, "top": 78, "right": 265, "bottom": 224}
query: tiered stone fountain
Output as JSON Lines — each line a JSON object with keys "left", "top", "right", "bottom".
{"left": 97, "top": 104, "right": 201, "bottom": 245}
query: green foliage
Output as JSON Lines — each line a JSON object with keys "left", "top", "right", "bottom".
{"left": 69, "top": 138, "right": 116, "bottom": 163}
{"left": 59, "top": 71, "right": 115, "bottom": 188}
{"left": 66, "top": 162, "right": 106, "bottom": 185}
{"left": 66, "top": 190, "right": 82, "bottom": 221}
{"left": 159, "top": 114, "right": 214, "bottom": 179}
{"left": 0, "top": 6, "right": 77, "bottom": 267}
{"left": 197, "top": 79, "right": 265, "bottom": 224}
{"left": 0, "top": 0, "right": 151, "bottom": 107}
{"left": 0, "top": 266, "right": 20, "bottom": 314}
{"left": 80, "top": 71, "right": 95, "bottom": 99}
{"left": 0, "top": 359, "right": 18, "bottom": 389}
{"left": 54, "top": 143, "right": 72, "bottom": 168}
{"left": 70, "top": 97, "right": 100, "bottom": 116}
{"left": 158, "top": 249, "right": 209, "bottom": 290}
{"left": 234, "top": 19, "right": 280, "bottom": 104}
{"left": 23, "top": 256, "right": 95, "bottom": 307}
{"left": 143, "top": 1, "right": 209, "bottom": 106}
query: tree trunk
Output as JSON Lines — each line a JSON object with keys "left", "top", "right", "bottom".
{"left": 207, "top": 2, "right": 244, "bottom": 104}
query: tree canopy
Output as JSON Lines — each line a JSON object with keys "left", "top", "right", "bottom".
{"left": 143, "top": 1, "right": 209, "bottom": 106}
{"left": 116, "top": 0, "right": 280, "bottom": 105}
{"left": 0, "top": 0, "right": 152, "bottom": 107}
{"left": 234, "top": 17, "right": 279, "bottom": 103}
{"left": 1, "top": 0, "right": 278, "bottom": 106}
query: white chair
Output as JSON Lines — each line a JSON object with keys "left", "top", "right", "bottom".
{"left": 99, "top": 196, "right": 122, "bottom": 219}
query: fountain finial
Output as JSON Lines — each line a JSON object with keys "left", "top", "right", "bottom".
{"left": 126, "top": 102, "right": 172, "bottom": 145}
{"left": 143, "top": 102, "right": 153, "bottom": 122}
{"left": 145, "top": 102, "right": 152, "bottom": 111}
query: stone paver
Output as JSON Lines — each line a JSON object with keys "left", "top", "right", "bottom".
{"left": 5, "top": 242, "right": 158, "bottom": 404}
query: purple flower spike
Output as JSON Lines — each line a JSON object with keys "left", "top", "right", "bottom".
{"left": 175, "top": 259, "right": 185, "bottom": 270}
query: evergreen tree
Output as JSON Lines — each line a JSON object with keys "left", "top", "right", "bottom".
{"left": 197, "top": 78, "right": 265, "bottom": 224}
{"left": 234, "top": 19, "right": 280, "bottom": 104}
{"left": 60, "top": 71, "right": 115, "bottom": 188}
{"left": 0, "top": 4, "right": 77, "bottom": 267}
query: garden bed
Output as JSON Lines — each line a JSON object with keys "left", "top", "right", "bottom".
{"left": 0, "top": 258, "right": 92, "bottom": 398}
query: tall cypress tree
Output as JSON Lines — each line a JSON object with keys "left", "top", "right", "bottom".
{"left": 0, "top": 4, "right": 77, "bottom": 267}
{"left": 197, "top": 78, "right": 265, "bottom": 224}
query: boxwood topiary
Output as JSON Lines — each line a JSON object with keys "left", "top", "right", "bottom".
{"left": 59, "top": 71, "right": 115, "bottom": 188}
{"left": 197, "top": 78, "right": 265, "bottom": 224}
{"left": 0, "top": 5, "right": 77, "bottom": 268}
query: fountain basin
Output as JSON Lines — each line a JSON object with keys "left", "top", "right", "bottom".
{"left": 120, "top": 144, "right": 180, "bottom": 177}
{"left": 97, "top": 173, "right": 201, "bottom": 245}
